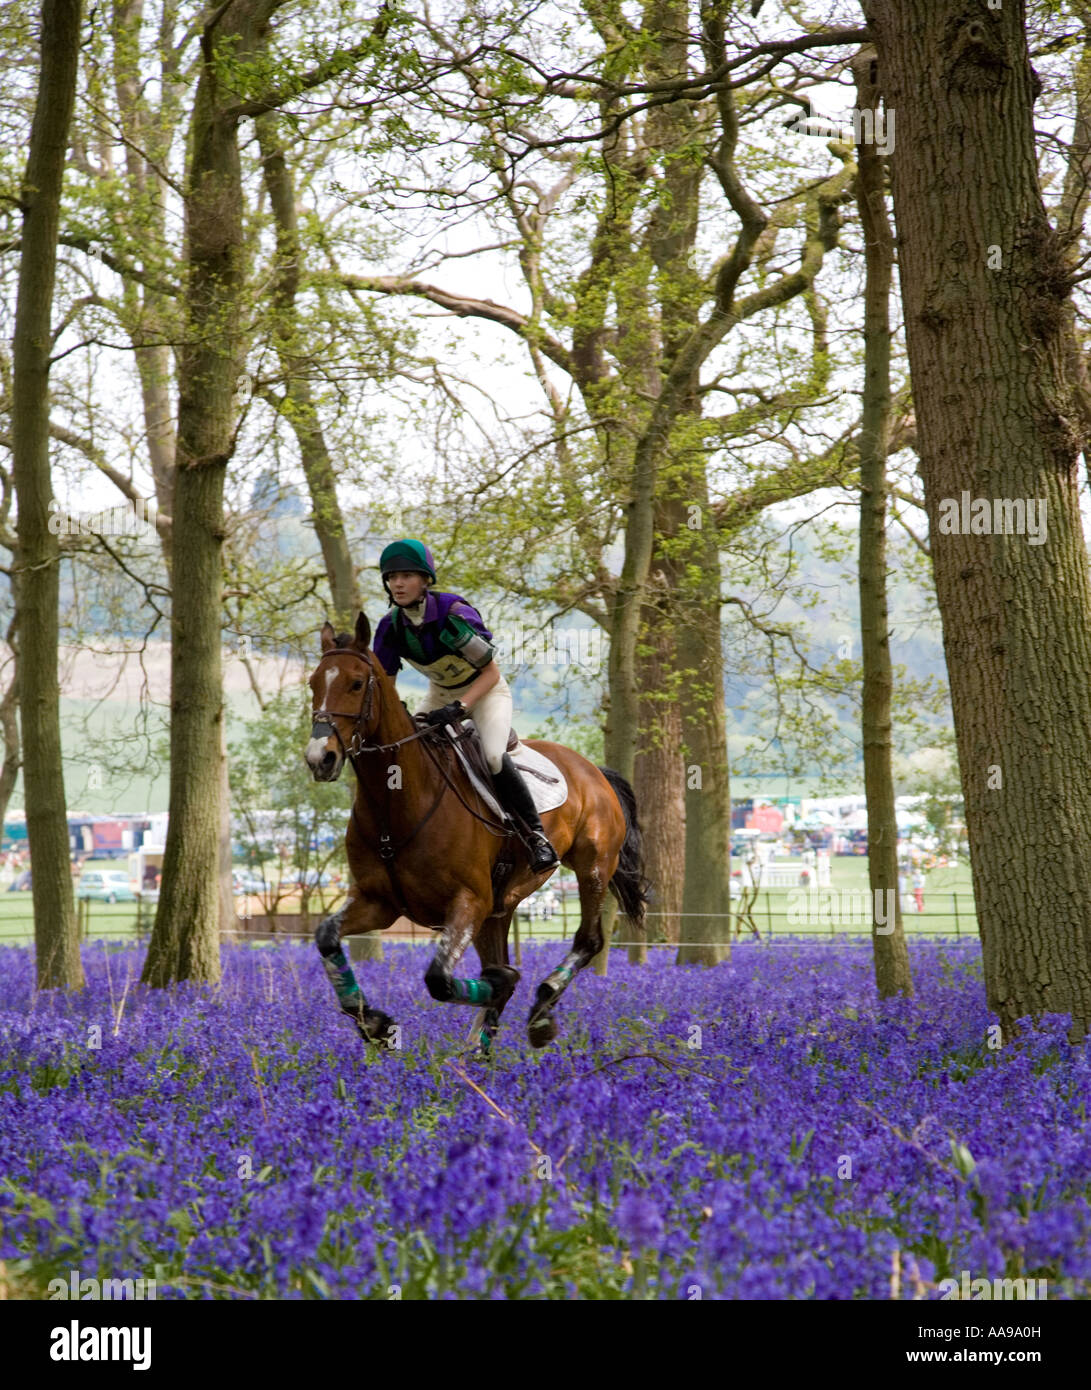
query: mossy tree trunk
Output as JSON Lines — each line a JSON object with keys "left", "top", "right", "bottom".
{"left": 12, "top": 0, "right": 84, "bottom": 990}
{"left": 852, "top": 45, "right": 913, "bottom": 999}
{"left": 865, "top": 0, "right": 1091, "bottom": 1036}
{"left": 144, "top": 1, "right": 279, "bottom": 987}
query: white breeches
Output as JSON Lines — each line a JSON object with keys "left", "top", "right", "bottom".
{"left": 417, "top": 673, "right": 512, "bottom": 773}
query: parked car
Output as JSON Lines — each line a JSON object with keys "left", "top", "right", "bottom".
{"left": 232, "top": 871, "right": 268, "bottom": 895}
{"left": 76, "top": 869, "right": 136, "bottom": 903}
{"left": 282, "top": 869, "right": 335, "bottom": 889}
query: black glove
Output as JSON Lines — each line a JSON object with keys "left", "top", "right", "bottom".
{"left": 423, "top": 700, "right": 466, "bottom": 728}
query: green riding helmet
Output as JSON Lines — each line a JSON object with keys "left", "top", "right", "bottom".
{"left": 379, "top": 538, "right": 437, "bottom": 599}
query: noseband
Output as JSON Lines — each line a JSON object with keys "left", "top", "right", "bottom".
{"left": 311, "top": 649, "right": 379, "bottom": 760}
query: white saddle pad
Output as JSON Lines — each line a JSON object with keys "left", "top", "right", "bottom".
{"left": 443, "top": 729, "right": 569, "bottom": 817}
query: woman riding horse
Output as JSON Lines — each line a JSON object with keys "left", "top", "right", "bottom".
{"left": 304, "top": 549, "right": 650, "bottom": 1052}
{"left": 372, "top": 538, "right": 559, "bottom": 872}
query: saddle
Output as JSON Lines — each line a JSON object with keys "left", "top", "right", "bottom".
{"left": 412, "top": 714, "right": 566, "bottom": 810}
{"left": 411, "top": 714, "right": 568, "bottom": 918}
{"left": 413, "top": 716, "right": 521, "bottom": 782}
{"left": 444, "top": 720, "right": 519, "bottom": 789}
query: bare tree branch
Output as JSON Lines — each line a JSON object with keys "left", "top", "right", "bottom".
{"left": 322, "top": 271, "right": 576, "bottom": 378}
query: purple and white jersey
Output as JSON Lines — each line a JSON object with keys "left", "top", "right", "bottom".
{"left": 373, "top": 591, "right": 494, "bottom": 690}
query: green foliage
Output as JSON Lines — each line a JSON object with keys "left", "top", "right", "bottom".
{"left": 228, "top": 686, "right": 351, "bottom": 902}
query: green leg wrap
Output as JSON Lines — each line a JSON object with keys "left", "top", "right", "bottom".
{"left": 542, "top": 951, "right": 583, "bottom": 996}
{"left": 323, "top": 948, "right": 363, "bottom": 1012}
{"left": 451, "top": 976, "right": 494, "bottom": 1005}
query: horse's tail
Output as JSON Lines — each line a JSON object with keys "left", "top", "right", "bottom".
{"left": 598, "top": 766, "right": 652, "bottom": 931}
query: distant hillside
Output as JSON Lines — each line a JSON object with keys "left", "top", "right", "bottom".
{"left": 2, "top": 516, "right": 950, "bottom": 813}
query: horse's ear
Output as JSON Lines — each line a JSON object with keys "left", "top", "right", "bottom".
{"left": 354, "top": 611, "right": 371, "bottom": 649}
{"left": 320, "top": 621, "right": 336, "bottom": 652}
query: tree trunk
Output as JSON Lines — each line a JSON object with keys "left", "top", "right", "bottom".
{"left": 675, "top": 471, "right": 732, "bottom": 968}
{"left": 111, "top": 0, "right": 178, "bottom": 531}
{"left": 218, "top": 720, "right": 236, "bottom": 934}
{"left": 632, "top": 567, "right": 685, "bottom": 953}
{"left": 865, "top": 0, "right": 1091, "bottom": 1036}
{"left": 143, "top": 6, "right": 256, "bottom": 987}
{"left": 254, "top": 111, "right": 378, "bottom": 960}
{"left": 603, "top": 395, "right": 657, "bottom": 789}
{"left": 1055, "top": 7, "right": 1091, "bottom": 475}
{"left": 12, "top": 0, "right": 83, "bottom": 990}
{"left": 618, "top": 0, "right": 701, "bottom": 963}
{"left": 853, "top": 46, "right": 912, "bottom": 998}
{"left": 144, "top": 454, "right": 230, "bottom": 985}
{"left": 113, "top": 4, "right": 241, "bottom": 944}
{"left": 0, "top": 610, "right": 22, "bottom": 830}
{"left": 112, "top": 2, "right": 246, "bottom": 951}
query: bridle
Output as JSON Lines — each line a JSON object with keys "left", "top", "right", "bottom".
{"left": 311, "top": 648, "right": 377, "bottom": 760}
{"left": 310, "top": 647, "right": 433, "bottom": 760}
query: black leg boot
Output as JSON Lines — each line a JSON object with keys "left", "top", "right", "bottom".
{"left": 491, "top": 754, "right": 560, "bottom": 872}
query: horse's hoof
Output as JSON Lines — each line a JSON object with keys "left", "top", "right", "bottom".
{"left": 481, "top": 965, "right": 520, "bottom": 1007}
{"left": 359, "top": 1008, "right": 397, "bottom": 1047}
{"left": 466, "top": 1005, "right": 500, "bottom": 1060}
{"left": 527, "top": 1012, "right": 558, "bottom": 1048}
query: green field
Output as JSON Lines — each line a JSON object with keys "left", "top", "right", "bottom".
{"left": 0, "top": 892, "right": 153, "bottom": 945}
{"left": 0, "top": 853, "right": 978, "bottom": 948}
{"left": 513, "top": 853, "right": 978, "bottom": 946}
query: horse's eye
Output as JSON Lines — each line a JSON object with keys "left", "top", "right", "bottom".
{"left": 350, "top": 680, "right": 363, "bottom": 692}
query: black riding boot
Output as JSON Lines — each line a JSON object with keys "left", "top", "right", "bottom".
{"left": 491, "top": 753, "right": 559, "bottom": 872}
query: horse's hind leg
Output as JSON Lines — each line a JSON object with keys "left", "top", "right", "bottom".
{"left": 314, "top": 895, "right": 397, "bottom": 1046}
{"left": 527, "top": 852, "right": 613, "bottom": 1048}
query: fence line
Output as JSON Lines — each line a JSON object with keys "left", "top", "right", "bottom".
{"left": 218, "top": 933, "right": 969, "bottom": 950}
{"left": 0, "top": 889, "right": 980, "bottom": 948}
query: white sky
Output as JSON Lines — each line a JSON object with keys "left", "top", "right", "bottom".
{"left": 44, "top": 15, "right": 1091, "bottom": 549}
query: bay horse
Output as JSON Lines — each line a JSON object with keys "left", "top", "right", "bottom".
{"left": 304, "top": 613, "right": 649, "bottom": 1052}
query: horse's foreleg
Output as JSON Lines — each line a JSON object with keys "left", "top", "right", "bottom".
{"left": 315, "top": 896, "right": 397, "bottom": 1046}
{"left": 424, "top": 893, "right": 520, "bottom": 1021}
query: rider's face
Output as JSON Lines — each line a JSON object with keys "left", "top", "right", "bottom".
{"left": 388, "top": 570, "right": 429, "bottom": 605}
